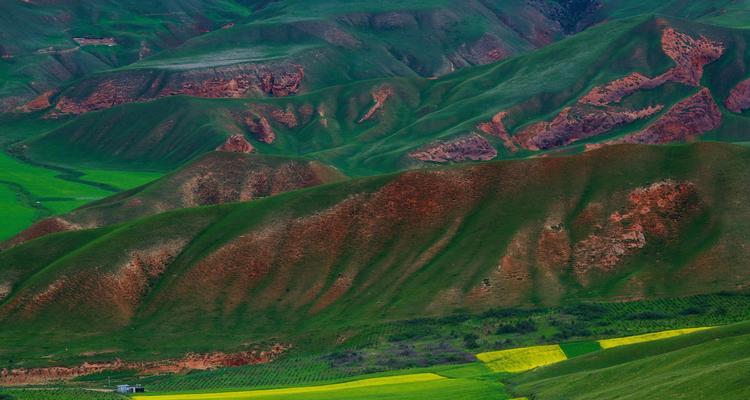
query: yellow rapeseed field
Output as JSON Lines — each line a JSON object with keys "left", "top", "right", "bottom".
{"left": 598, "top": 327, "right": 714, "bottom": 349}
{"left": 476, "top": 345, "right": 567, "bottom": 373}
{"left": 132, "top": 373, "right": 446, "bottom": 400}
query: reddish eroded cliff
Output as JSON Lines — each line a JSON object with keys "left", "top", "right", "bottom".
{"left": 513, "top": 105, "right": 663, "bottom": 151}
{"left": 726, "top": 78, "right": 750, "bottom": 113}
{"left": 358, "top": 86, "right": 394, "bottom": 123}
{"left": 216, "top": 135, "right": 254, "bottom": 153}
{"left": 3, "top": 218, "right": 76, "bottom": 249}
{"left": 409, "top": 134, "right": 497, "bottom": 162}
{"left": 608, "top": 88, "right": 721, "bottom": 145}
{"left": 574, "top": 180, "right": 702, "bottom": 277}
{"left": 660, "top": 28, "right": 725, "bottom": 86}
{"left": 579, "top": 73, "right": 663, "bottom": 106}
{"left": 270, "top": 106, "right": 299, "bottom": 128}
{"left": 53, "top": 66, "right": 305, "bottom": 115}
{"left": 579, "top": 28, "right": 725, "bottom": 107}
{"left": 15, "top": 90, "right": 56, "bottom": 112}
{"left": 477, "top": 111, "right": 517, "bottom": 152}
{"left": 260, "top": 65, "right": 305, "bottom": 97}
{"left": 0, "top": 344, "right": 290, "bottom": 385}
{"left": 245, "top": 114, "right": 276, "bottom": 144}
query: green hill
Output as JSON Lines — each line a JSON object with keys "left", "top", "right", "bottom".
{"left": 5, "top": 152, "right": 346, "bottom": 247}
{"left": 18, "top": 16, "right": 750, "bottom": 176}
{"left": 2, "top": 142, "right": 750, "bottom": 366}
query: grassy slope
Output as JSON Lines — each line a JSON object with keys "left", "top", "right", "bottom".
{"left": 0, "top": 0, "right": 252, "bottom": 109}
{"left": 21, "top": 16, "right": 750, "bottom": 176}
{"left": 2, "top": 142, "right": 750, "bottom": 365}
{"left": 0, "top": 151, "right": 162, "bottom": 240}
{"left": 26, "top": 152, "right": 347, "bottom": 234}
{"left": 135, "top": 365, "right": 507, "bottom": 400}
{"left": 510, "top": 321, "right": 750, "bottom": 399}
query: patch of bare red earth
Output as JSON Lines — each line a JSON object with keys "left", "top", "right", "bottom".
{"left": 358, "top": 86, "right": 394, "bottom": 123}
{"left": 477, "top": 111, "right": 517, "bottom": 152}
{"left": 573, "top": 180, "right": 703, "bottom": 282}
{"left": 0, "top": 344, "right": 290, "bottom": 385}
{"left": 409, "top": 134, "right": 497, "bottom": 162}
{"left": 726, "top": 78, "right": 750, "bottom": 113}
{"left": 215, "top": 134, "right": 254, "bottom": 153}
{"left": 52, "top": 66, "right": 304, "bottom": 116}
{"left": 244, "top": 114, "right": 276, "bottom": 143}
{"left": 15, "top": 90, "right": 56, "bottom": 112}
{"left": 481, "top": 27, "right": 725, "bottom": 153}
{"left": 3, "top": 217, "right": 76, "bottom": 248}
{"left": 597, "top": 88, "right": 721, "bottom": 147}
{"left": 165, "top": 169, "right": 488, "bottom": 317}
{"left": 513, "top": 105, "right": 662, "bottom": 151}
{"left": 581, "top": 28, "right": 724, "bottom": 107}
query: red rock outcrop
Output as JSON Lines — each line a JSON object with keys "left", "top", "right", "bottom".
{"left": 477, "top": 111, "right": 517, "bottom": 152}
{"left": 409, "top": 134, "right": 497, "bottom": 162}
{"left": 216, "top": 135, "right": 254, "bottom": 153}
{"left": 53, "top": 66, "right": 305, "bottom": 116}
{"left": 73, "top": 37, "right": 116, "bottom": 46}
{"left": 660, "top": 28, "right": 725, "bottom": 86}
{"left": 245, "top": 115, "right": 276, "bottom": 144}
{"left": 514, "top": 105, "right": 663, "bottom": 151}
{"left": 260, "top": 65, "right": 305, "bottom": 97}
{"left": 579, "top": 72, "right": 664, "bottom": 106}
{"left": 271, "top": 107, "right": 298, "bottom": 128}
{"left": 358, "top": 86, "right": 394, "bottom": 123}
{"left": 579, "top": 28, "right": 725, "bottom": 106}
{"left": 4, "top": 217, "right": 76, "bottom": 248}
{"left": 0, "top": 344, "right": 290, "bottom": 385}
{"left": 574, "top": 180, "right": 702, "bottom": 276}
{"left": 726, "top": 78, "right": 750, "bottom": 113}
{"left": 609, "top": 88, "right": 721, "bottom": 145}
{"left": 15, "top": 90, "right": 56, "bottom": 112}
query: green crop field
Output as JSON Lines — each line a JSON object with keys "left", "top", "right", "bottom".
{"left": 135, "top": 365, "right": 509, "bottom": 400}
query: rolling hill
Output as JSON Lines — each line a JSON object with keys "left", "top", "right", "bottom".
{"left": 14, "top": 15, "right": 750, "bottom": 177}
{"left": 4, "top": 152, "right": 346, "bottom": 247}
{"left": 509, "top": 321, "right": 750, "bottom": 399}
{"left": 2, "top": 142, "right": 750, "bottom": 367}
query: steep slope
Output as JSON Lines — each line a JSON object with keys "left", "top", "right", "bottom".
{"left": 18, "top": 16, "right": 750, "bottom": 176}
{"left": 0, "top": 0, "right": 254, "bottom": 112}
{"left": 4, "top": 152, "right": 346, "bottom": 247}
{"left": 38, "top": 0, "right": 607, "bottom": 116}
{"left": 509, "top": 321, "right": 750, "bottom": 399}
{"left": 2, "top": 142, "right": 750, "bottom": 365}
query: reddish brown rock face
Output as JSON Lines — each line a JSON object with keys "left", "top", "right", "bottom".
{"left": 245, "top": 115, "right": 276, "bottom": 144}
{"left": 477, "top": 111, "right": 517, "bottom": 152}
{"left": 271, "top": 107, "right": 299, "bottom": 128}
{"left": 260, "top": 66, "right": 305, "bottom": 97}
{"left": 726, "top": 78, "right": 750, "bottom": 113}
{"left": 610, "top": 88, "right": 721, "bottom": 145}
{"left": 0, "top": 344, "right": 289, "bottom": 385}
{"left": 660, "top": 28, "right": 725, "bottom": 86}
{"left": 216, "top": 135, "right": 254, "bottom": 153}
{"left": 579, "top": 28, "right": 725, "bottom": 107}
{"left": 16, "top": 90, "right": 56, "bottom": 112}
{"left": 358, "top": 86, "right": 394, "bottom": 123}
{"left": 409, "top": 134, "right": 497, "bottom": 162}
{"left": 4, "top": 217, "right": 75, "bottom": 249}
{"left": 514, "top": 105, "right": 663, "bottom": 151}
{"left": 53, "top": 66, "right": 305, "bottom": 116}
{"left": 574, "top": 180, "right": 702, "bottom": 276}
{"left": 579, "top": 73, "right": 663, "bottom": 106}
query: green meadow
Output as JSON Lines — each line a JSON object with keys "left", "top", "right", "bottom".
{"left": 0, "top": 151, "right": 161, "bottom": 240}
